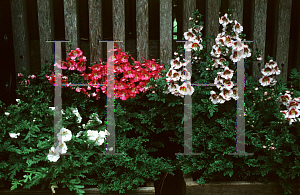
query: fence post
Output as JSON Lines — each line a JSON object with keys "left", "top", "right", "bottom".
{"left": 37, "top": 0, "right": 55, "bottom": 68}
{"left": 228, "top": 0, "right": 243, "bottom": 26}
{"left": 160, "top": 0, "right": 172, "bottom": 66}
{"left": 205, "top": 0, "right": 220, "bottom": 53}
{"left": 64, "top": 0, "right": 80, "bottom": 57}
{"left": 136, "top": 0, "right": 149, "bottom": 62}
{"left": 251, "top": 0, "right": 267, "bottom": 82}
{"left": 274, "top": 0, "right": 292, "bottom": 83}
{"left": 88, "top": 0, "right": 103, "bottom": 65}
{"left": 10, "top": 0, "right": 30, "bottom": 82}
{"left": 113, "top": 0, "right": 125, "bottom": 53}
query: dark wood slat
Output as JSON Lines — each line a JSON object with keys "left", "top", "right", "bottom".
{"left": 88, "top": 0, "right": 103, "bottom": 65}
{"left": 136, "top": 0, "right": 149, "bottom": 62}
{"left": 251, "top": 0, "right": 268, "bottom": 82}
{"left": 37, "top": 0, "right": 54, "bottom": 68}
{"left": 113, "top": 0, "right": 126, "bottom": 53}
{"left": 160, "top": 0, "right": 173, "bottom": 65}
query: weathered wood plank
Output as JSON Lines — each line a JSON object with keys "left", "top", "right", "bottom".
{"left": 183, "top": 0, "right": 196, "bottom": 33}
{"left": 37, "top": 0, "right": 55, "bottom": 68}
{"left": 205, "top": 0, "right": 220, "bottom": 53}
{"left": 251, "top": 0, "right": 267, "bottom": 82}
{"left": 10, "top": 0, "right": 30, "bottom": 80}
{"left": 228, "top": 0, "right": 243, "bottom": 26}
{"left": 64, "top": 0, "right": 80, "bottom": 58}
{"left": 160, "top": 0, "right": 172, "bottom": 66}
{"left": 113, "top": 0, "right": 125, "bottom": 53}
{"left": 274, "top": 0, "right": 292, "bottom": 83}
{"left": 0, "top": 187, "right": 155, "bottom": 195}
{"left": 88, "top": 0, "right": 103, "bottom": 64}
{"left": 136, "top": 0, "right": 149, "bottom": 62}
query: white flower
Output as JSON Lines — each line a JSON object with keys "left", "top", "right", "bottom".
{"left": 16, "top": 99, "right": 20, "bottom": 103}
{"left": 87, "top": 130, "right": 99, "bottom": 141}
{"left": 180, "top": 68, "right": 191, "bottom": 82}
{"left": 4, "top": 112, "right": 10, "bottom": 116}
{"left": 71, "top": 108, "right": 82, "bottom": 123}
{"left": 219, "top": 67, "right": 234, "bottom": 80}
{"left": 76, "top": 131, "right": 83, "bottom": 137}
{"left": 285, "top": 108, "right": 300, "bottom": 119}
{"left": 94, "top": 136, "right": 105, "bottom": 146}
{"left": 259, "top": 76, "right": 273, "bottom": 86}
{"left": 171, "top": 57, "right": 182, "bottom": 69}
{"left": 57, "top": 128, "right": 72, "bottom": 142}
{"left": 104, "top": 129, "right": 110, "bottom": 136}
{"left": 49, "top": 107, "right": 55, "bottom": 111}
{"left": 178, "top": 81, "right": 194, "bottom": 96}
{"left": 209, "top": 91, "right": 219, "bottom": 104}
{"left": 233, "top": 20, "right": 243, "bottom": 34}
{"left": 47, "top": 147, "right": 60, "bottom": 162}
{"left": 9, "top": 133, "right": 20, "bottom": 138}
{"left": 56, "top": 141, "right": 68, "bottom": 154}
{"left": 261, "top": 65, "right": 275, "bottom": 76}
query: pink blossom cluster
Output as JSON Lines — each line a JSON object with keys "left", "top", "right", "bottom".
{"left": 17, "top": 73, "right": 36, "bottom": 87}
{"left": 46, "top": 45, "right": 165, "bottom": 101}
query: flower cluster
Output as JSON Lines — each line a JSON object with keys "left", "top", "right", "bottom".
{"left": 46, "top": 45, "right": 165, "bottom": 101}
{"left": 279, "top": 91, "right": 300, "bottom": 125}
{"left": 46, "top": 108, "right": 110, "bottom": 162}
{"left": 259, "top": 59, "right": 281, "bottom": 86}
{"left": 17, "top": 73, "right": 37, "bottom": 87}
{"left": 209, "top": 13, "right": 251, "bottom": 104}
{"left": 163, "top": 16, "right": 204, "bottom": 97}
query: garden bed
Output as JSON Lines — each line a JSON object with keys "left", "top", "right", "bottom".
{"left": 183, "top": 173, "right": 299, "bottom": 195}
{"left": 0, "top": 179, "right": 155, "bottom": 195}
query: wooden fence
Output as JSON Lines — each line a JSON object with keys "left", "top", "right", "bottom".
{"left": 9, "top": 0, "right": 300, "bottom": 87}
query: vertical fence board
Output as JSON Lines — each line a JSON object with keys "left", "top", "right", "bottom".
{"left": 251, "top": 0, "right": 267, "bottom": 82}
{"left": 160, "top": 0, "right": 172, "bottom": 66}
{"left": 136, "top": 0, "right": 149, "bottom": 62}
{"left": 37, "top": 0, "right": 54, "bottom": 68}
{"left": 113, "top": 0, "right": 125, "bottom": 52}
{"left": 10, "top": 0, "right": 30, "bottom": 80}
{"left": 297, "top": 26, "right": 300, "bottom": 73}
{"left": 229, "top": 0, "right": 243, "bottom": 26}
{"left": 88, "top": 0, "right": 103, "bottom": 64}
{"left": 183, "top": 0, "right": 196, "bottom": 32}
{"left": 205, "top": 0, "right": 220, "bottom": 53}
{"left": 274, "top": 0, "right": 292, "bottom": 83}
{"left": 64, "top": 0, "right": 80, "bottom": 57}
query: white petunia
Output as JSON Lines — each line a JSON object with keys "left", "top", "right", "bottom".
{"left": 71, "top": 108, "right": 82, "bottom": 123}
{"left": 47, "top": 147, "right": 60, "bottom": 162}
{"left": 56, "top": 141, "right": 68, "bottom": 154}
{"left": 76, "top": 131, "right": 83, "bottom": 137}
{"left": 5, "top": 112, "right": 10, "bottom": 116}
{"left": 57, "top": 128, "right": 72, "bottom": 142}
{"left": 9, "top": 133, "right": 20, "bottom": 138}
{"left": 87, "top": 130, "right": 99, "bottom": 141}
{"left": 94, "top": 136, "right": 105, "bottom": 146}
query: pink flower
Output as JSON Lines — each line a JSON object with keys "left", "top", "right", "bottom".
{"left": 264, "top": 92, "right": 268, "bottom": 96}
{"left": 263, "top": 145, "right": 266, "bottom": 149}
{"left": 18, "top": 73, "right": 24, "bottom": 77}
